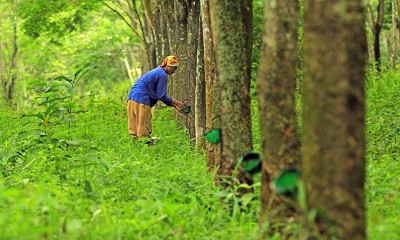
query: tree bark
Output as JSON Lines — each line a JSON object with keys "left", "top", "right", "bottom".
{"left": 392, "top": 0, "right": 400, "bottom": 69}
{"left": 154, "top": 3, "right": 166, "bottom": 64}
{"left": 7, "top": 24, "right": 18, "bottom": 102}
{"left": 303, "top": 0, "right": 367, "bottom": 239}
{"left": 186, "top": 0, "right": 200, "bottom": 141}
{"left": 366, "top": 4, "right": 375, "bottom": 63}
{"left": 200, "top": 0, "right": 220, "bottom": 173}
{"left": 172, "top": 0, "right": 189, "bottom": 126}
{"left": 1, "top": 16, "right": 18, "bottom": 104}
{"left": 161, "top": 1, "right": 177, "bottom": 99}
{"left": 241, "top": 0, "right": 253, "bottom": 87}
{"left": 195, "top": 5, "right": 206, "bottom": 151}
{"left": 211, "top": 0, "right": 253, "bottom": 194}
{"left": 195, "top": 29, "right": 206, "bottom": 151}
{"left": 0, "top": 42, "right": 6, "bottom": 102}
{"left": 374, "top": 0, "right": 384, "bottom": 72}
{"left": 257, "top": 0, "right": 301, "bottom": 234}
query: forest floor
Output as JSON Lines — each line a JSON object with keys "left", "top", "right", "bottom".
{"left": 0, "top": 70, "right": 399, "bottom": 239}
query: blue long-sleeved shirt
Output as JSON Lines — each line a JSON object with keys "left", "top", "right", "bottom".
{"left": 127, "top": 67, "right": 172, "bottom": 107}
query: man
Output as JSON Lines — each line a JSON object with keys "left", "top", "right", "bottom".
{"left": 127, "top": 55, "right": 185, "bottom": 142}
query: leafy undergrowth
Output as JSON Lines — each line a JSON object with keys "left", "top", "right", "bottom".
{"left": 0, "top": 98, "right": 260, "bottom": 239}
{"left": 366, "top": 69, "right": 400, "bottom": 239}
{"left": 1, "top": 69, "right": 399, "bottom": 239}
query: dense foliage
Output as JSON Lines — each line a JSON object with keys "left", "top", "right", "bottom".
{"left": 0, "top": 89, "right": 261, "bottom": 239}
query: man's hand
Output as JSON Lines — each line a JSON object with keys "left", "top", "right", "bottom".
{"left": 171, "top": 99, "right": 185, "bottom": 110}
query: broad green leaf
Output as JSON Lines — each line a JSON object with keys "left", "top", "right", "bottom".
{"left": 74, "top": 64, "right": 90, "bottom": 80}
{"left": 38, "top": 96, "right": 68, "bottom": 106}
{"left": 65, "top": 102, "right": 75, "bottom": 109}
{"left": 237, "top": 183, "right": 254, "bottom": 189}
{"left": 54, "top": 75, "right": 72, "bottom": 83}
{"left": 21, "top": 113, "right": 45, "bottom": 121}
{"left": 74, "top": 65, "right": 94, "bottom": 85}
{"left": 44, "top": 102, "right": 60, "bottom": 117}
{"left": 240, "top": 193, "right": 254, "bottom": 207}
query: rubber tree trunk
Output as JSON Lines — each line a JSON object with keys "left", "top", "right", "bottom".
{"left": 374, "top": 0, "right": 384, "bottom": 72}
{"left": 303, "top": 0, "right": 367, "bottom": 239}
{"left": 211, "top": 0, "right": 253, "bottom": 195}
{"left": 392, "top": 0, "right": 400, "bottom": 69}
{"left": 256, "top": 0, "right": 301, "bottom": 235}
{"left": 200, "top": 0, "right": 221, "bottom": 173}
{"left": 172, "top": 0, "right": 189, "bottom": 126}
{"left": 186, "top": 0, "right": 201, "bottom": 141}
{"left": 195, "top": 20, "right": 206, "bottom": 151}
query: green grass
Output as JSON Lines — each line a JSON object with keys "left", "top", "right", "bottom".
{"left": 366, "top": 69, "right": 400, "bottom": 239}
{"left": 0, "top": 98, "right": 260, "bottom": 239}
{"left": 0, "top": 69, "right": 399, "bottom": 239}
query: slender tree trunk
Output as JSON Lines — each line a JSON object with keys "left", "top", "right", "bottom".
{"left": 241, "top": 0, "right": 253, "bottom": 87}
{"left": 7, "top": 24, "right": 18, "bottom": 102}
{"left": 374, "top": 0, "right": 384, "bottom": 72}
{"left": 385, "top": 32, "right": 393, "bottom": 67}
{"left": 138, "top": 0, "right": 158, "bottom": 69}
{"left": 158, "top": 0, "right": 170, "bottom": 61}
{"left": 178, "top": 0, "right": 189, "bottom": 125}
{"left": 130, "top": 0, "right": 153, "bottom": 70}
{"left": 211, "top": 0, "right": 253, "bottom": 194}
{"left": 140, "top": 0, "right": 157, "bottom": 68}
{"left": 173, "top": 0, "right": 189, "bottom": 126}
{"left": 0, "top": 43, "right": 6, "bottom": 102}
{"left": 195, "top": 11, "right": 206, "bottom": 151}
{"left": 123, "top": 57, "right": 133, "bottom": 83}
{"left": 1, "top": 20, "right": 18, "bottom": 104}
{"left": 257, "top": 0, "right": 301, "bottom": 235}
{"left": 162, "top": 1, "right": 178, "bottom": 55}
{"left": 154, "top": 3, "right": 165, "bottom": 64}
{"left": 200, "top": 0, "right": 220, "bottom": 172}
{"left": 303, "top": 0, "right": 367, "bottom": 239}
{"left": 186, "top": 0, "right": 200, "bottom": 141}
{"left": 392, "top": 0, "right": 400, "bottom": 69}
{"left": 161, "top": 1, "right": 180, "bottom": 101}
{"left": 160, "top": 0, "right": 199, "bottom": 139}
{"left": 104, "top": 0, "right": 154, "bottom": 71}
{"left": 366, "top": 4, "right": 375, "bottom": 64}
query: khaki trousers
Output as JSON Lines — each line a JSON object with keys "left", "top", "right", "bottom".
{"left": 127, "top": 100, "right": 152, "bottom": 138}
